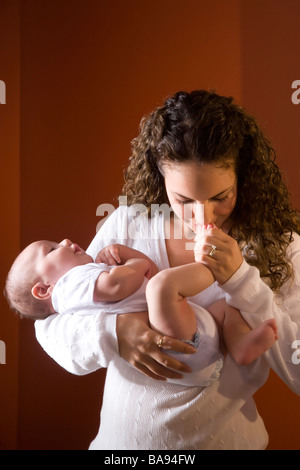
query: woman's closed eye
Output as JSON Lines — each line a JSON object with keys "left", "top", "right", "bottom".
{"left": 212, "top": 195, "right": 229, "bottom": 203}
{"left": 177, "top": 196, "right": 229, "bottom": 205}
{"left": 177, "top": 199, "right": 193, "bottom": 205}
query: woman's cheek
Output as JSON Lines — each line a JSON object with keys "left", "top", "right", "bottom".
{"left": 172, "top": 204, "right": 183, "bottom": 220}
{"left": 218, "top": 196, "right": 237, "bottom": 216}
{"left": 170, "top": 201, "right": 186, "bottom": 222}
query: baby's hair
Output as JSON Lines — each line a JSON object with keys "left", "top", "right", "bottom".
{"left": 4, "top": 257, "right": 51, "bottom": 320}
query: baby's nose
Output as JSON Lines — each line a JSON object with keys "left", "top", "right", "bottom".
{"left": 60, "top": 239, "right": 72, "bottom": 247}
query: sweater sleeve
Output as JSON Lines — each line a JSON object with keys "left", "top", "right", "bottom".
{"left": 221, "top": 233, "right": 300, "bottom": 395}
{"left": 34, "top": 311, "right": 118, "bottom": 375}
{"left": 34, "top": 207, "right": 127, "bottom": 375}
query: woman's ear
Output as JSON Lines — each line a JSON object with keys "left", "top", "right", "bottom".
{"left": 31, "top": 282, "right": 52, "bottom": 300}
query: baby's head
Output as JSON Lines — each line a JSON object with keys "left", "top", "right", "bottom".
{"left": 4, "top": 239, "right": 93, "bottom": 320}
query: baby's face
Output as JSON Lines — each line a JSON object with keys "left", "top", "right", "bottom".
{"left": 27, "top": 239, "right": 93, "bottom": 285}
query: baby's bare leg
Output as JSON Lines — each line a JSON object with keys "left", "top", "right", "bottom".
{"left": 208, "top": 300, "right": 278, "bottom": 365}
{"left": 146, "top": 272, "right": 197, "bottom": 340}
{"left": 224, "top": 304, "right": 278, "bottom": 365}
{"left": 146, "top": 263, "right": 215, "bottom": 341}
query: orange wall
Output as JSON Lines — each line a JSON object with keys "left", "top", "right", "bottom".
{"left": 0, "top": 0, "right": 20, "bottom": 450}
{"left": 0, "top": 0, "right": 299, "bottom": 450}
{"left": 241, "top": 0, "right": 300, "bottom": 209}
{"left": 240, "top": 0, "right": 300, "bottom": 450}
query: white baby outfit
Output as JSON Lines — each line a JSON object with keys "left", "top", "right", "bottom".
{"left": 52, "top": 263, "right": 149, "bottom": 315}
{"left": 52, "top": 262, "right": 223, "bottom": 387}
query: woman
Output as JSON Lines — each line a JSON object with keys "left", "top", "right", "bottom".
{"left": 35, "top": 90, "right": 300, "bottom": 449}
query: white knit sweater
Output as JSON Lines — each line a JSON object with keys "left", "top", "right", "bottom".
{"left": 35, "top": 207, "right": 300, "bottom": 450}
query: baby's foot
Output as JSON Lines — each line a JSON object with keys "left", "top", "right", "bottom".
{"left": 233, "top": 318, "right": 278, "bottom": 366}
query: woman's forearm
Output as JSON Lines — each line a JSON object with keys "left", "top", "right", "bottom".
{"left": 222, "top": 258, "right": 300, "bottom": 395}
{"left": 35, "top": 311, "right": 118, "bottom": 375}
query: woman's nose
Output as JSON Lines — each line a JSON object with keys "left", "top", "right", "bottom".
{"left": 194, "top": 202, "right": 213, "bottom": 226}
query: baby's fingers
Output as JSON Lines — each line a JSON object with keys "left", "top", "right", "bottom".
{"left": 95, "top": 252, "right": 109, "bottom": 264}
{"left": 108, "top": 247, "right": 122, "bottom": 265}
{"left": 95, "top": 246, "right": 121, "bottom": 265}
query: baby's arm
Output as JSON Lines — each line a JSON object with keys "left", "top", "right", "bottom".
{"left": 93, "top": 258, "right": 151, "bottom": 303}
{"left": 96, "top": 244, "right": 158, "bottom": 275}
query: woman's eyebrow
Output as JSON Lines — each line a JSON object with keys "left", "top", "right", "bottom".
{"left": 173, "top": 184, "right": 234, "bottom": 200}
{"left": 211, "top": 184, "right": 235, "bottom": 198}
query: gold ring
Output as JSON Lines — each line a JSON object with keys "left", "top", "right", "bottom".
{"left": 157, "top": 336, "right": 164, "bottom": 348}
{"left": 209, "top": 245, "right": 217, "bottom": 258}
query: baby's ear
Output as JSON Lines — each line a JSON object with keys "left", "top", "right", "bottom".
{"left": 31, "top": 282, "right": 52, "bottom": 300}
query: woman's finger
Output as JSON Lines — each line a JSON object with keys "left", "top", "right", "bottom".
{"left": 152, "top": 351, "right": 193, "bottom": 374}
{"left": 131, "top": 362, "right": 168, "bottom": 381}
{"left": 154, "top": 335, "right": 196, "bottom": 354}
{"left": 140, "top": 335, "right": 195, "bottom": 377}
{"left": 117, "top": 314, "right": 195, "bottom": 381}
{"left": 134, "top": 352, "right": 190, "bottom": 380}
{"left": 138, "top": 359, "right": 185, "bottom": 380}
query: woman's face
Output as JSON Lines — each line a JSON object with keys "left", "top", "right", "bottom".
{"left": 163, "top": 160, "right": 237, "bottom": 232}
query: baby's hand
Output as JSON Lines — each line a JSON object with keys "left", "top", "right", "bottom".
{"left": 95, "top": 244, "right": 122, "bottom": 265}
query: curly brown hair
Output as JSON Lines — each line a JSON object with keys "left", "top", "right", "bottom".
{"left": 123, "top": 90, "right": 300, "bottom": 291}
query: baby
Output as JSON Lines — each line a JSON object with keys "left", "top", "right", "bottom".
{"left": 4, "top": 238, "right": 278, "bottom": 386}
{"left": 4, "top": 239, "right": 156, "bottom": 320}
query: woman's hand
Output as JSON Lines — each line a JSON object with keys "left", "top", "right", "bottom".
{"left": 116, "top": 312, "right": 196, "bottom": 381}
{"left": 194, "top": 225, "right": 243, "bottom": 284}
